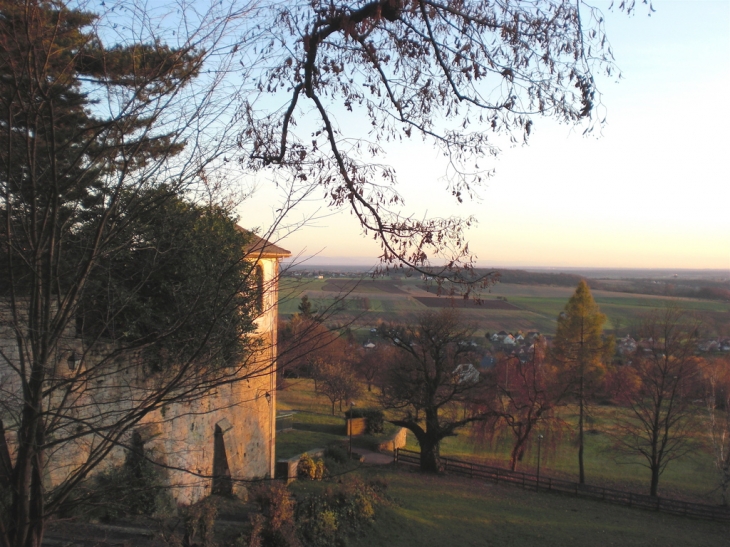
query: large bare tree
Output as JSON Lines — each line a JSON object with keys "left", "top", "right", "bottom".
{"left": 612, "top": 308, "right": 701, "bottom": 497}
{"left": 703, "top": 356, "right": 730, "bottom": 506}
{"left": 379, "top": 308, "right": 488, "bottom": 472}
{"left": 240, "top": 0, "right": 634, "bottom": 283}
{"left": 478, "top": 339, "right": 568, "bottom": 471}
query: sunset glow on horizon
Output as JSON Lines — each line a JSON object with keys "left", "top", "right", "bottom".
{"left": 241, "top": 1, "right": 730, "bottom": 271}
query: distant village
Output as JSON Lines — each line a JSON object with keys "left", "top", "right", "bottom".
{"left": 361, "top": 328, "right": 730, "bottom": 371}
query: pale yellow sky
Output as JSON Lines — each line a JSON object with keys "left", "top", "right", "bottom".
{"left": 240, "top": 1, "right": 730, "bottom": 270}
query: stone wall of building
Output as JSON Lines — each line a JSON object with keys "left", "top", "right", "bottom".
{"left": 0, "top": 250, "right": 285, "bottom": 507}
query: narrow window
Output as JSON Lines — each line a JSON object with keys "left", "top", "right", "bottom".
{"left": 255, "top": 264, "right": 264, "bottom": 314}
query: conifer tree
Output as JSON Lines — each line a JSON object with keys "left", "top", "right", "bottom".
{"left": 0, "top": 2, "right": 252, "bottom": 545}
{"left": 552, "top": 280, "right": 612, "bottom": 484}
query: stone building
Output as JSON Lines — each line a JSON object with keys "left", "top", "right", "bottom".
{"left": 141, "top": 232, "right": 291, "bottom": 503}
{"left": 0, "top": 231, "right": 290, "bottom": 506}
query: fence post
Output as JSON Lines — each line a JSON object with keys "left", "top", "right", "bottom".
{"left": 394, "top": 448, "right": 398, "bottom": 463}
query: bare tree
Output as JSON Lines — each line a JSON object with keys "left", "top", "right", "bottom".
{"left": 478, "top": 339, "right": 568, "bottom": 471}
{"left": 379, "top": 308, "right": 489, "bottom": 472}
{"left": 703, "top": 356, "right": 730, "bottom": 506}
{"left": 277, "top": 309, "right": 358, "bottom": 400}
{"left": 611, "top": 308, "right": 701, "bottom": 497}
{"left": 240, "top": 0, "right": 633, "bottom": 284}
{"left": 354, "top": 343, "right": 394, "bottom": 392}
{"left": 314, "top": 359, "right": 361, "bottom": 415}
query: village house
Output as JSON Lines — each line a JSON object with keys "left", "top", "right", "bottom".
{"left": 617, "top": 336, "right": 638, "bottom": 355}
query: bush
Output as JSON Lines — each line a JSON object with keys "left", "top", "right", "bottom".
{"left": 324, "top": 445, "right": 348, "bottom": 465}
{"left": 297, "top": 453, "right": 326, "bottom": 481}
{"left": 295, "top": 477, "right": 385, "bottom": 547}
{"left": 181, "top": 498, "right": 217, "bottom": 547}
{"left": 249, "top": 483, "right": 300, "bottom": 547}
{"left": 343, "top": 409, "right": 384, "bottom": 435}
{"left": 66, "top": 434, "right": 173, "bottom": 521}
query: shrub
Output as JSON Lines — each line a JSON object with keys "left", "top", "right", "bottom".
{"left": 298, "top": 453, "right": 325, "bottom": 480}
{"left": 295, "top": 477, "right": 385, "bottom": 547}
{"left": 254, "top": 483, "right": 295, "bottom": 531}
{"left": 250, "top": 483, "right": 300, "bottom": 547}
{"left": 66, "top": 434, "right": 173, "bottom": 521}
{"left": 181, "top": 498, "right": 217, "bottom": 547}
{"left": 324, "top": 445, "right": 348, "bottom": 465}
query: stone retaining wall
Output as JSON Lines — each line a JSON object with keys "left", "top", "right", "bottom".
{"left": 275, "top": 448, "right": 326, "bottom": 484}
{"left": 376, "top": 427, "right": 408, "bottom": 452}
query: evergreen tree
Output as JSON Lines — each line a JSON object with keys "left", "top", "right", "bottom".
{"left": 298, "top": 295, "right": 314, "bottom": 318}
{"left": 552, "top": 280, "right": 612, "bottom": 484}
{"left": 0, "top": 2, "right": 248, "bottom": 545}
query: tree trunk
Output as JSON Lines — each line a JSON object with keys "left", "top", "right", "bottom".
{"left": 578, "top": 374, "right": 585, "bottom": 485}
{"left": 510, "top": 437, "right": 527, "bottom": 471}
{"left": 0, "top": 420, "right": 12, "bottom": 488}
{"left": 650, "top": 465, "right": 660, "bottom": 497}
{"left": 419, "top": 410, "right": 443, "bottom": 473}
{"left": 419, "top": 438, "right": 440, "bottom": 473}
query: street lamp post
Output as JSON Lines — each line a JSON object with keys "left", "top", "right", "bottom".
{"left": 348, "top": 401, "right": 356, "bottom": 458}
{"left": 536, "top": 434, "right": 544, "bottom": 491}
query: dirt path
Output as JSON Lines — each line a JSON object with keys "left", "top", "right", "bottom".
{"left": 357, "top": 448, "right": 395, "bottom": 465}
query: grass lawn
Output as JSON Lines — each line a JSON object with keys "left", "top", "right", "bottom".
{"left": 291, "top": 466, "right": 730, "bottom": 547}
{"left": 277, "top": 380, "right": 402, "bottom": 458}
{"left": 278, "top": 378, "right": 381, "bottom": 413}
{"left": 406, "top": 404, "right": 720, "bottom": 504}
{"left": 279, "top": 380, "right": 722, "bottom": 504}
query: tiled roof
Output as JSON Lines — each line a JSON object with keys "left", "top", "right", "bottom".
{"left": 236, "top": 226, "right": 291, "bottom": 258}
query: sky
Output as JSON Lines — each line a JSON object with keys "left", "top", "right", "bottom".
{"left": 239, "top": 1, "right": 730, "bottom": 270}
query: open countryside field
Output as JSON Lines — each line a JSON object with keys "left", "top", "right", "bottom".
{"left": 279, "top": 276, "right": 730, "bottom": 336}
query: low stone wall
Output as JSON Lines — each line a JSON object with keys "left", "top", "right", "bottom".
{"left": 275, "top": 448, "right": 325, "bottom": 484}
{"left": 376, "top": 427, "right": 407, "bottom": 453}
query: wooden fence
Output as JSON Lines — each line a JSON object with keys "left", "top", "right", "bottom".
{"left": 393, "top": 448, "right": 730, "bottom": 522}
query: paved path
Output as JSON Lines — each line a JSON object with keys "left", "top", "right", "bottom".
{"left": 356, "top": 448, "right": 395, "bottom": 465}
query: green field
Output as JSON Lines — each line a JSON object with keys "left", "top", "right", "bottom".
{"left": 278, "top": 276, "right": 729, "bottom": 336}
{"left": 278, "top": 380, "right": 722, "bottom": 504}
{"left": 289, "top": 466, "right": 730, "bottom": 547}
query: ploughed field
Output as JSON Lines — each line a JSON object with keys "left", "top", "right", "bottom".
{"left": 279, "top": 276, "right": 729, "bottom": 336}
